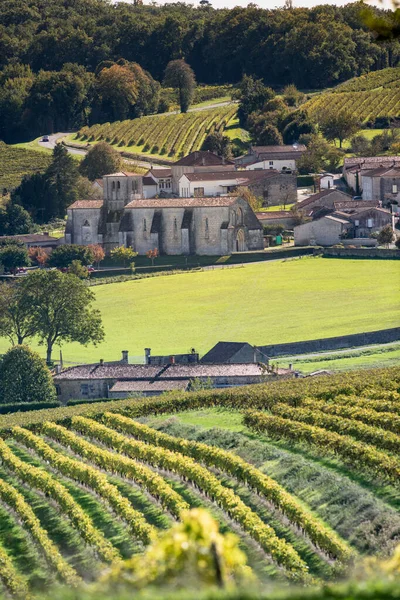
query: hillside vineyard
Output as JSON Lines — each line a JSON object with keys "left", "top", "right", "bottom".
{"left": 0, "top": 367, "right": 399, "bottom": 594}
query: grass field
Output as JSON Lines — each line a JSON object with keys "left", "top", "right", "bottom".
{"left": 1, "top": 257, "right": 397, "bottom": 364}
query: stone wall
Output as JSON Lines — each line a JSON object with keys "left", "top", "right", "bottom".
{"left": 321, "top": 247, "right": 400, "bottom": 258}
{"left": 258, "top": 327, "right": 400, "bottom": 358}
{"left": 250, "top": 173, "right": 297, "bottom": 206}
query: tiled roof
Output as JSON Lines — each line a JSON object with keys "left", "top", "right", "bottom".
{"left": 125, "top": 197, "right": 238, "bottom": 209}
{"left": 149, "top": 169, "right": 172, "bottom": 178}
{"left": 94, "top": 179, "right": 104, "bottom": 187}
{"left": 182, "top": 170, "right": 279, "bottom": 183}
{"left": 252, "top": 145, "right": 306, "bottom": 154}
{"left": 324, "top": 214, "right": 351, "bottom": 225}
{"left": 54, "top": 364, "right": 161, "bottom": 380}
{"left": 333, "top": 200, "right": 379, "bottom": 211}
{"left": 173, "top": 151, "right": 234, "bottom": 167}
{"left": 110, "top": 380, "right": 190, "bottom": 392}
{"left": 344, "top": 156, "right": 400, "bottom": 167}
{"left": 296, "top": 189, "right": 351, "bottom": 210}
{"left": 159, "top": 363, "right": 263, "bottom": 378}
{"left": 362, "top": 167, "right": 400, "bottom": 178}
{"left": 201, "top": 342, "right": 252, "bottom": 363}
{"left": 103, "top": 171, "right": 138, "bottom": 177}
{"left": 0, "top": 233, "right": 59, "bottom": 243}
{"left": 255, "top": 211, "right": 293, "bottom": 220}
{"left": 68, "top": 200, "right": 103, "bottom": 209}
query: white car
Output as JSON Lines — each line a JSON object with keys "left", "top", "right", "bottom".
{"left": 41, "top": 135, "right": 50, "bottom": 142}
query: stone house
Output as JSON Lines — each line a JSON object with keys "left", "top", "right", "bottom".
{"left": 178, "top": 169, "right": 297, "bottom": 205}
{"left": 53, "top": 359, "right": 270, "bottom": 403}
{"left": 0, "top": 233, "right": 61, "bottom": 249}
{"left": 361, "top": 166, "right": 400, "bottom": 207}
{"left": 171, "top": 151, "right": 235, "bottom": 195}
{"left": 255, "top": 211, "right": 297, "bottom": 230}
{"left": 294, "top": 206, "right": 393, "bottom": 246}
{"left": 235, "top": 145, "right": 306, "bottom": 171}
{"left": 201, "top": 342, "right": 270, "bottom": 364}
{"left": 343, "top": 157, "right": 400, "bottom": 196}
{"left": 296, "top": 189, "right": 355, "bottom": 218}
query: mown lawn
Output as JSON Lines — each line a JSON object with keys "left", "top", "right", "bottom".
{"left": 0, "top": 257, "right": 398, "bottom": 363}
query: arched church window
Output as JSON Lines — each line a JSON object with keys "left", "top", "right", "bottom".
{"left": 112, "top": 181, "right": 115, "bottom": 190}
{"left": 117, "top": 181, "right": 121, "bottom": 189}
{"left": 173, "top": 217, "right": 178, "bottom": 239}
{"left": 143, "top": 218, "right": 147, "bottom": 232}
{"left": 83, "top": 220, "right": 90, "bottom": 227}
{"left": 237, "top": 208, "right": 243, "bottom": 225}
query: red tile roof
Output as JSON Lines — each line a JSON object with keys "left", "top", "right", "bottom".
{"left": 181, "top": 170, "right": 280, "bottom": 182}
{"left": 110, "top": 380, "right": 190, "bottom": 392}
{"left": 68, "top": 200, "right": 104, "bottom": 209}
{"left": 173, "top": 151, "right": 234, "bottom": 167}
{"left": 125, "top": 197, "right": 238, "bottom": 209}
{"left": 103, "top": 171, "right": 138, "bottom": 177}
{"left": 149, "top": 169, "right": 172, "bottom": 178}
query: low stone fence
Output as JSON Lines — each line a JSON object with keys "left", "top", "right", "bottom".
{"left": 320, "top": 247, "right": 400, "bottom": 259}
{"left": 258, "top": 327, "right": 400, "bottom": 357}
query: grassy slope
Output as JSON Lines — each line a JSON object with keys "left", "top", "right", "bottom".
{"left": 0, "top": 257, "right": 397, "bottom": 363}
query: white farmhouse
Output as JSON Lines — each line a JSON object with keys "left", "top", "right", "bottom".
{"left": 235, "top": 145, "right": 306, "bottom": 172}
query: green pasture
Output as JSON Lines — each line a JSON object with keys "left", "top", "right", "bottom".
{"left": 1, "top": 257, "right": 398, "bottom": 364}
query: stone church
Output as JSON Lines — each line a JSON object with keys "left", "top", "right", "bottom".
{"left": 65, "top": 171, "right": 264, "bottom": 255}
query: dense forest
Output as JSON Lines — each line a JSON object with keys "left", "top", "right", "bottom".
{"left": 0, "top": 0, "right": 399, "bottom": 142}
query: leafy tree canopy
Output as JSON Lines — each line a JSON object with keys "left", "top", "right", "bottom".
{"left": 0, "top": 345, "right": 57, "bottom": 404}
{"left": 79, "top": 142, "right": 123, "bottom": 181}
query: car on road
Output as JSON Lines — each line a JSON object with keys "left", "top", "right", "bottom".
{"left": 41, "top": 135, "right": 50, "bottom": 142}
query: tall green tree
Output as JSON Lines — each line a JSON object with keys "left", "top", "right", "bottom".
{"left": 163, "top": 59, "right": 196, "bottom": 113}
{"left": 46, "top": 144, "right": 80, "bottom": 217}
{"left": 0, "top": 282, "right": 38, "bottom": 346}
{"left": 0, "top": 345, "right": 56, "bottom": 404}
{"left": 319, "top": 110, "right": 360, "bottom": 148}
{"left": 20, "top": 270, "right": 105, "bottom": 364}
{"left": 0, "top": 202, "right": 33, "bottom": 236}
{"left": 0, "top": 245, "right": 29, "bottom": 274}
{"left": 79, "top": 142, "right": 122, "bottom": 181}
{"left": 49, "top": 244, "right": 95, "bottom": 269}
{"left": 236, "top": 75, "right": 275, "bottom": 128}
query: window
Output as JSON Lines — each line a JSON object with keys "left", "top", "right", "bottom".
{"left": 159, "top": 179, "right": 165, "bottom": 189}
{"left": 132, "top": 180, "right": 138, "bottom": 192}
{"left": 269, "top": 161, "right": 273, "bottom": 166}
{"left": 55, "top": 385, "right": 61, "bottom": 396}
{"left": 392, "top": 183, "right": 398, "bottom": 193}
{"left": 367, "top": 218, "right": 374, "bottom": 228}
{"left": 173, "top": 217, "right": 178, "bottom": 238}
{"left": 354, "top": 220, "right": 359, "bottom": 226}
{"left": 81, "top": 384, "right": 89, "bottom": 396}
{"left": 194, "top": 187, "right": 205, "bottom": 197}
{"left": 143, "top": 218, "right": 147, "bottom": 232}
{"left": 112, "top": 181, "right": 115, "bottom": 190}
{"left": 237, "top": 207, "right": 243, "bottom": 225}
{"left": 117, "top": 181, "right": 121, "bottom": 190}
{"left": 166, "top": 180, "right": 171, "bottom": 189}
{"left": 205, "top": 217, "right": 209, "bottom": 239}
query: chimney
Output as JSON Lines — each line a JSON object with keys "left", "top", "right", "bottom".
{"left": 145, "top": 348, "right": 151, "bottom": 365}
{"left": 170, "top": 356, "right": 175, "bottom": 364}
{"left": 121, "top": 350, "right": 129, "bottom": 364}
{"left": 55, "top": 364, "right": 62, "bottom": 374}
{"left": 99, "top": 359, "right": 104, "bottom": 366}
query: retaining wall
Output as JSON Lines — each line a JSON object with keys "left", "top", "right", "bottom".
{"left": 258, "top": 327, "right": 400, "bottom": 357}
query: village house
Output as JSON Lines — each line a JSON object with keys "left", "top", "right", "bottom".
{"left": 294, "top": 206, "right": 393, "bottom": 246}
{"left": 178, "top": 169, "right": 297, "bottom": 206}
{"left": 235, "top": 144, "right": 306, "bottom": 171}
{"left": 171, "top": 151, "right": 235, "bottom": 195}
{"left": 296, "top": 189, "right": 379, "bottom": 219}
{"left": 53, "top": 354, "right": 281, "bottom": 403}
{"left": 342, "top": 157, "right": 400, "bottom": 198}
{"left": 0, "top": 233, "right": 61, "bottom": 249}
